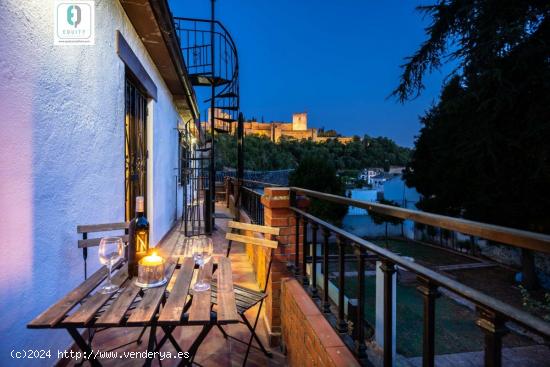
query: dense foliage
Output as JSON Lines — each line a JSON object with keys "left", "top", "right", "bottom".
{"left": 288, "top": 153, "right": 348, "bottom": 224}
{"left": 396, "top": 0, "right": 550, "bottom": 288}
{"left": 215, "top": 134, "right": 410, "bottom": 171}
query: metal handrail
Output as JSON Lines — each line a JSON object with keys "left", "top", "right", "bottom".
{"left": 288, "top": 187, "right": 550, "bottom": 366}
{"left": 291, "top": 206, "right": 550, "bottom": 338}
{"left": 291, "top": 187, "right": 550, "bottom": 253}
{"left": 173, "top": 17, "right": 239, "bottom": 108}
{"left": 225, "top": 176, "right": 283, "bottom": 188}
{"left": 241, "top": 186, "right": 264, "bottom": 225}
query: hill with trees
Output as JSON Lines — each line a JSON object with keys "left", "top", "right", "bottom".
{"left": 214, "top": 134, "right": 410, "bottom": 172}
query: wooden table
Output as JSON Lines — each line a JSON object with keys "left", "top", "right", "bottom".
{"left": 27, "top": 242, "right": 239, "bottom": 367}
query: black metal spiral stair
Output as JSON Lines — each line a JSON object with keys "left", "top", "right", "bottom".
{"left": 174, "top": 9, "right": 241, "bottom": 233}
{"left": 174, "top": 17, "right": 240, "bottom": 134}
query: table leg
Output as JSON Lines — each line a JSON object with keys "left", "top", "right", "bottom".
{"left": 156, "top": 326, "right": 184, "bottom": 354}
{"left": 144, "top": 322, "right": 157, "bottom": 367}
{"left": 155, "top": 326, "right": 171, "bottom": 352}
{"left": 177, "top": 324, "right": 213, "bottom": 367}
{"left": 67, "top": 328, "right": 102, "bottom": 367}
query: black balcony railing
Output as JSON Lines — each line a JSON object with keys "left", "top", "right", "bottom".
{"left": 224, "top": 177, "right": 278, "bottom": 224}
{"left": 241, "top": 186, "right": 264, "bottom": 225}
{"left": 289, "top": 187, "right": 550, "bottom": 367}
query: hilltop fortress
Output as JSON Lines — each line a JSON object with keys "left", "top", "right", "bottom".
{"left": 203, "top": 110, "right": 354, "bottom": 144}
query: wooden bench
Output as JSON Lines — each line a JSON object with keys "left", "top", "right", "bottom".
{"left": 213, "top": 220, "right": 280, "bottom": 365}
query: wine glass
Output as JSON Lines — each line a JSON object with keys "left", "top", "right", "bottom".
{"left": 98, "top": 236, "right": 124, "bottom": 294}
{"left": 193, "top": 235, "right": 213, "bottom": 292}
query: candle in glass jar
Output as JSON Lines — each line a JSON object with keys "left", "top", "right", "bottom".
{"left": 136, "top": 251, "right": 166, "bottom": 287}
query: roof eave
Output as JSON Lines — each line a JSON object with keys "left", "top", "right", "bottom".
{"left": 119, "top": 0, "right": 199, "bottom": 121}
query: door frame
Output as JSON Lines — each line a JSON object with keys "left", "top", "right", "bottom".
{"left": 125, "top": 72, "right": 149, "bottom": 221}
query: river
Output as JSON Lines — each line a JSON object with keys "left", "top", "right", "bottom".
{"left": 343, "top": 175, "right": 420, "bottom": 238}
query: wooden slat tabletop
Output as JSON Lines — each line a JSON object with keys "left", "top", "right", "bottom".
{"left": 126, "top": 261, "right": 178, "bottom": 326}
{"left": 216, "top": 257, "right": 239, "bottom": 323}
{"left": 158, "top": 257, "right": 195, "bottom": 324}
{"left": 28, "top": 265, "right": 110, "bottom": 328}
{"left": 63, "top": 266, "right": 129, "bottom": 326}
{"left": 187, "top": 260, "right": 214, "bottom": 323}
{"left": 28, "top": 234, "right": 240, "bottom": 330}
{"left": 95, "top": 282, "right": 141, "bottom": 327}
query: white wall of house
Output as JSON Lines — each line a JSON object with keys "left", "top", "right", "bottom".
{"left": 0, "top": 1, "right": 183, "bottom": 364}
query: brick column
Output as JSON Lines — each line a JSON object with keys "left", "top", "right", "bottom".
{"left": 260, "top": 187, "right": 308, "bottom": 346}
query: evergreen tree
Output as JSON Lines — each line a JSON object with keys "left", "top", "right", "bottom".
{"left": 289, "top": 153, "right": 348, "bottom": 224}
{"left": 395, "top": 0, "right": 550, "bottom": 289}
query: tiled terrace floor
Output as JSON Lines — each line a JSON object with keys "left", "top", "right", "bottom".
{"left": 66, "top": 203, "right": 286, "bottom": 366}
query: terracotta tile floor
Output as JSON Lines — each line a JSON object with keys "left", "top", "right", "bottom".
{"left": 67, "top": 204, "right": 287, "bottom": 366}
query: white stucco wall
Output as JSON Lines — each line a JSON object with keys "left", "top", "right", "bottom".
{"left": 0, "top": 1, "right": 183, "bottom": 364}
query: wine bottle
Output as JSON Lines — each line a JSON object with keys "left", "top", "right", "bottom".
{"left": 128, "top": 196, "right": 149, "bottom": 277}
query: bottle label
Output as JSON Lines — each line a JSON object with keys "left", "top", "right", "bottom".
{"left": 136, "top": 230, "right": 148, "bottom": 260}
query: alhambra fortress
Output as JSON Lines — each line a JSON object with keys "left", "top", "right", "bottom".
{"left": 202, "top": 109, "right": 355, "bottom": 143}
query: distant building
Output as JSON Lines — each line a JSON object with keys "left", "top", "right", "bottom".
{"left": 359, "top": 167, "right": 405, "bottom": 187}
{"left": 371, "top": 174, "right": 389, "bottom": 188}
{"left": 315, "top": 136, "right": 355, "bottom": 144}
{"left": 203, "top": 109, "right": 355, "bottom": 143}
{"left": 359, "top": 168, "right": 383, "bottom": 185}
{"left": 388, "top": 166, "right": 405, "bottom": 175}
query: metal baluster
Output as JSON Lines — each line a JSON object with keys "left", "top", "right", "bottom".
{"left": 322, "top": 228, "right": 331, "bottom": 313}
{"left": 309, "top": 223, "right": 319, "bottom": 298}
{"left": 354, "top": 244, "right": 366, "bottom": 358}
{"left": 337, "top": 235, "right": 347, "bottom": 333}
{"left": 260, "top": 200, "right": 264, "bottom": 225}
{"left": 476, "top": 306, "right": 507, "bottom": 367}
{"left": 82, "top": 232, "right": 88, "bottom": 280}
{"left": 294, "top": 212, "right": 301, "bottom": 277}
{"left": 417, "top": 276, "right": 439, "bottom": 367}
{"left": 302, "top": 217, "right": 309, "bottom": 286}
{"left": 380, "top": 260, "right": 396, "bottom": 367}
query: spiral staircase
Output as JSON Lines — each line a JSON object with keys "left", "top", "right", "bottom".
{"left": 174, "top": 12, "right": 241, "bottom": 233}
{"left": 174, "top": 17, "right": 240, "bottom": 134}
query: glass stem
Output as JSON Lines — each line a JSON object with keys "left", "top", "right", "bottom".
{"left": 199, "top": 263, "right": 204, "bottom": 284}
{"left": 108, "top": 261, "right": 113, "bottom": 285}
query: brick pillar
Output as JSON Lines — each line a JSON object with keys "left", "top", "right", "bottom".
{"left": 261, "top": 187, "right": 308, "bottom": 346}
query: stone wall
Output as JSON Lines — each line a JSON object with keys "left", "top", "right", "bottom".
{"left": 229, "top": 187, "right": 307, "bottom": 344}
{"left": 281, "top": 278, "right": 360, "bottom": 366}
{"left": 231, "top": 186, "right": 360, "bottom": 365}
{"left": 259, "top": 187, "right": 300, "bottom": 343}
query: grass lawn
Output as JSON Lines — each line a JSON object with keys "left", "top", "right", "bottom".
{"left": 341, "top": 276, "right": 532, "bottom": 357}
{"left": 323, "top": 237, "right": 540, "bottom": 355}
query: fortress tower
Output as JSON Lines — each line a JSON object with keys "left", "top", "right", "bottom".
{"left": 292, "top": 112, "right": 308, "bottom": 131}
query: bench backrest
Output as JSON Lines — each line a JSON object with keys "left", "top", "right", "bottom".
{"left": 225, "top": 221, "right": 279, "bottom": 249}
{"left": 77, "top": 222, "right": 129, "bottom": 279}
{"left": 225, "top": 221, "right": 280, "bottom": 293}
{"left": 77, "top": 222, "right": 130, "bottom": 248}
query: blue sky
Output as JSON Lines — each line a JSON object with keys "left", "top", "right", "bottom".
{"left": 168, "top": 0, "right": 450, "bottom": 147}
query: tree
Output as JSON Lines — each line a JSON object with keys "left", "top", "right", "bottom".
{"left": 368, "top": 199, "right": 404, "bottom": 246}
{"left": 289, "top": 153, "right": 348, "bottom": 224}
{"left": 215, "top": 134, "right": 411, "bottom": 172}
{"left": 395, "top": 0, "right": 550, "bottom": 289}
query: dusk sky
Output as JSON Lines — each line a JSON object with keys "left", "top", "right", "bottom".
{"left": 168, "top": 0, "right": 451, "bottom": 147}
